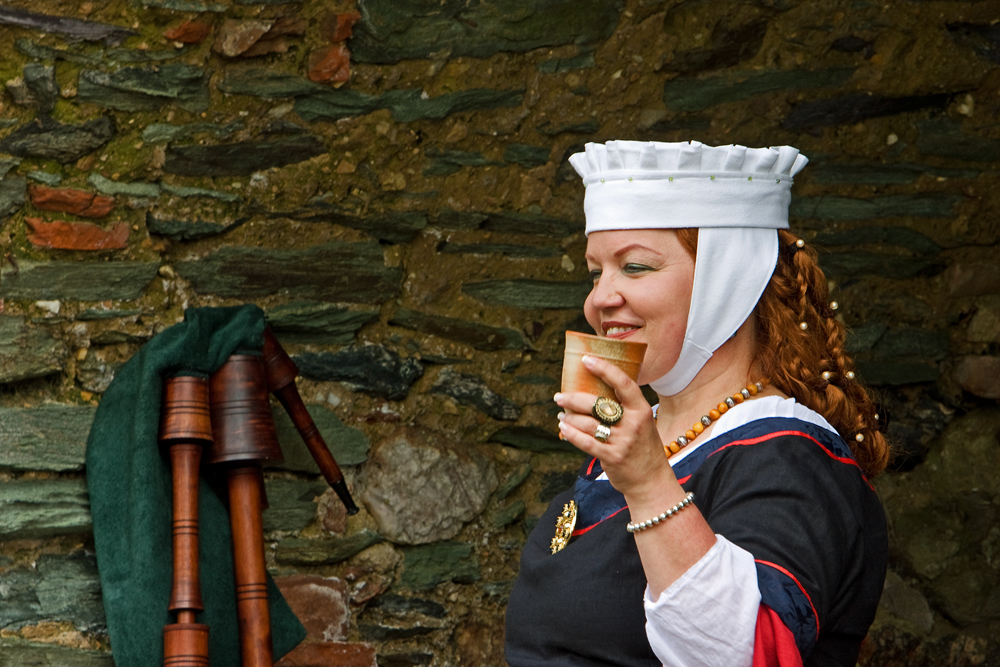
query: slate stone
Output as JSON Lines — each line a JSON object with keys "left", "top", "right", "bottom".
{"left": 164, "top": 135, "right": 326, "bottom": 176}
{"left": 366, "top": 593, "right": 446, "bottom": 619}
{"left": 809, "top": 162, "right": 979, "bottom": 184}
{"left": 267, "top": 301, "right": 380, "bottom": 345}
{"left": 0, "top": 175, "right": 27, "bottom": 218}
{"left": 0, "top": 115, "right": 115, "bottom": 164}
{"left": 145, "top": 212, "right": 245, "bottom": 240}
{"left": 293, "top": 90, "right": 381, "bottom": 121}
{"left": 0, "top": 6, "right": 134, "bottom": 44}
{"left": 481, "top": 211, "right": 579, "bottom": 237}
{"left": 105, "top": 46, "right": 192, "bottom": 62}
{"left": 358, "top": 623, "right": 436, "bottom": 641}
{"left": 76, "top": 350, "right": 121, "bottom": 393}
{"left": 161, "top": 182, "right": 241, "bottom": 202}
{"left": 261, "top": 479, "right": 328, "bottom": 533}
{"left": 270, "top": 402, "right": 370, "bottom": 469}
{"left": 77, "top": 308, "right": 142, "bottom": 321}
{"left": 855, "top": 360, "right": 939, "bottom": 385}
{"left": 537, "top": 52, "right": 596, "bottom": 73}
{"left": 290, "top": 202, "right": 428, "bottom": 244}
{"left": 0, "top": 639, "right": 113, "bottom": 667}
{"left": 916, "top": 118, "right": 1000, "bottom": 162}
{"left": 791, "top": 194, "right": 962, "bottom": 220}
{"left": 535, "top": 119, "right": 600, "bottom": 135}
{"left": 142, "top": 121, "right": 243, "bottom": 143}
{"left": 0, "top": 158, "right": 20, "bottom": 179}
{"left": 0, "top": 260, "right": 159, "bottom": 301}
{"left": 433, "top": 208, "right": 488, "bottom": 230}
{"left": 0, "top": 316, "right": 67, "bottom": 384}
{"left": 219, "top": 68, "right": 324, "bottom": 98}
{"left": 383, "top": 88, "right": 524, "bottom": 123}
{"left": 812, "top": 226, "right": 941, "bottom": 255}
{"left": 493, "top": 500, "right": 526, "bottom": 527}
{"left": 488, "top": 425, "right": 575, "bottom": 453}
{"left": 0, "top": 478, "right": 92, "bottom": 539}
{"left": 398, "top": 541, "right": 480, "bottom": 590}
{"left": 15, "top": 37, "right": 103, "bottom": 64}
{"left": 28, "top": 171, "right": 62, "bottom": 186}
{"left": 0, "top": 405, "right": 93, "bottom": 472}
{"left": 8, "top": 64, "right": 59, "bottom": 113}
{"left": 275, "top": 530, "right": 383, "bottom": 565}
{"left": 361, "top": 427, "right": 497, "bottom": 545}
{"left": 378, "top": 652, "right": 433, "bottom": 667}
{"left": 819, "top": 253, "right": 944, "bottom": 280}
{"left": 504, "top": 143, "right": 551, "bottom": 168}
{"left": 88, "top": 173, "right": 160, "bottom": 198}
{"left": 947, "top": 22, "right": 1000, "bottom": 64}
{"left": 390, "top": 308, "right": 526, "bottom": 351}
{"left": 0, "top": 551, "right": 105, "bottom": 631}
{"left": 174, "top": 242, "right": 402, "bottom": 303}
{"left": 462, "top": 279, "right": 591, "bottom": 309}
{"left": 782, "top": 93, "right": 952, "bottom": 130}
{"left": 349, "top": 0, "right": 622, "bottom": 63}
{"left": 294, "top": 345, "right": 422, "bottom": 400}
{"left": 424, "top": 149, "right": 503, "bottom": 176}
{"left": 78, "top": 64, "right": 209, "bottom": 112}
{"left": 831, "top": 36, "right": 873, "bottom": 55}
{"left": 870, "top": 327, "right": 949, "bottom": 361}
{"left": 539, "top": 471, "right": 576, "bottom": 502}
{"left": 142, "top": 0, "right": 227, "bottom": 10}
{"left": 437, "top": 241, "right": 560, "bottom": 258}
{"left": 664, "top": 18, "right": 769, "bottom": 74}
{"left": 662, "top": 67, "right": 855, "bottom": 112}
{"left": 431, "top": 369, "right": 521, "bottom": 421}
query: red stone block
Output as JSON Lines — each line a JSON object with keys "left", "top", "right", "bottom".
{"left": 308, "top": 44, "right": 351, "bottom": 85}
{"left": 953, "top": 355, "right": 1000, "bottom": 399}
{"left": 165, "top": 20, "right": 212, "bottom": 44}
{"left": 277, "top": 641, "right": 376, "bottom": 667}
{"left": 321, "top": 11, "right": 361, "bottom": 42}
{"left": 274, "top": 575, "right": 350, "bottom": 641}
{"left": 26, "top": 218, "right": 129, "bottom": 251}
{"left": 214, "top": 19, "right": 273, "bottom": 57}
{"left": 29, "top": 185, "right": 114, "bottom": 218}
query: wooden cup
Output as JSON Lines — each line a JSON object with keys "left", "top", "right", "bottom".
{"left": 561, "top": 331, "right": 647, "bottom": 399}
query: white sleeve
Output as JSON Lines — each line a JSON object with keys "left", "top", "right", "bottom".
{"left": 643, "top": 534, "right": 759, "bottom": 667}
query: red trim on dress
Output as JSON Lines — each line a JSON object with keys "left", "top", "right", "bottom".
{"left": 571, "top": 506, "right": 628, "bottom": 536}
{"left": 752, "top": 604, "right": 804, "bottom": 667}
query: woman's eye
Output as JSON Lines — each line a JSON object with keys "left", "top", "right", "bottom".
{"left": 588, "top": 269, "right": 602, "bottom": 283}
{"left": 623, "top": 263, "right": 651, "bottom": 274}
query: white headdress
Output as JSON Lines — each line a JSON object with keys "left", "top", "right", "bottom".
{"left": 569, "top": 140, "right": 809, "bottom": 396}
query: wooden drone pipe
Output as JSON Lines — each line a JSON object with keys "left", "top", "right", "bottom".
{"left": 261, "top": 327, "right": 359, "bottom": 515}
{"left": 160, "top": 376, "right": 212, "bottom": 667}
{"left": 209, "top": 355, "right": 282, "bottom": 667}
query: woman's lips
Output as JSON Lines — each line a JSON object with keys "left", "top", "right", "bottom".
{"left": 604, "top": 325, "right": 640, "bottom": 338}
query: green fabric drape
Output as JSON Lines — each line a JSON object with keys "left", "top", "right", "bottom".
{"left": 85, "top": 305, "right": 306, "bottom": 666}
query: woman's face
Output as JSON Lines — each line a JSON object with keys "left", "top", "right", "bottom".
{"left": 584, "top": 229, "right": 695, "bottom": 386}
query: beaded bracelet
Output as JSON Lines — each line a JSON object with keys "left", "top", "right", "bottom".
{"left": 626, "top": 492, "right": 695, "bottom": 534}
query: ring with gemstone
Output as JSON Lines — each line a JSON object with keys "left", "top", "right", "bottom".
{"left": 592, "top": 396, "right": 624, "bottom": 425}
{"left": 594, "top": 424, "right": 611, "bottom": 442}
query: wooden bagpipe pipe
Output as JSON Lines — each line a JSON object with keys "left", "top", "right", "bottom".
{"left": 159, "top": 327, "right": 358, "bottom": 667}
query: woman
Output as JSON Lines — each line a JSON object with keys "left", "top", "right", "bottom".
{"left": 505, "top": 141, "right": 889, "bottom": 667}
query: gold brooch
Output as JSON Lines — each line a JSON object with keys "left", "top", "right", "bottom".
{"left": 550, "top": 500, "right": 577, "bottom": 554}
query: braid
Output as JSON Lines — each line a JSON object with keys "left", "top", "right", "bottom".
{"left": 675, "top": 228, "right": 891, "bottom": 478}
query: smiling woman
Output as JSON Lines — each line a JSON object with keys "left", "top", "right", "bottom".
{"left": 505, "top": 141, "right": 889, "bottom": 667}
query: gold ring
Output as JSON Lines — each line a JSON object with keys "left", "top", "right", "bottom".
{"left": 594, "top": 424, "right": 611, "bottom": 442}
{"left": 592, "top": 396, "right": 624, "bottom": 425}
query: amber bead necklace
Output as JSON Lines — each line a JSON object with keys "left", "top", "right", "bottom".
{"left": 658, "top": 379, "right": 768, "bottom": 456}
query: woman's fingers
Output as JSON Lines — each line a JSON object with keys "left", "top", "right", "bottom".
{"left": 580, "top": 355, "right": 645, "bottom": 405}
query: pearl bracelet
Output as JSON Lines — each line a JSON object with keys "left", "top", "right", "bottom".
{"left": 626, "top": 492, "right": 695, "bottom": 534}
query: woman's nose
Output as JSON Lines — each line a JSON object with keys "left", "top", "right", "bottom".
{"left": 588, "top": 275, "right": 624, "bottom": 309}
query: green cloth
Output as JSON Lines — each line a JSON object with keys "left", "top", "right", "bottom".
{"left": 85, "top": 305, "right": 306, "bottom": 667}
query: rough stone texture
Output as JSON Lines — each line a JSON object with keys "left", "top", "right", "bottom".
{"left": 0, "top": 6, "right": 134, "bottom": 43}
{"left": 165, "top": 20, "right": 213, "bottom": 43}
{"left": 967, "top": 296, "right": 1000, "bottom": 343}
{"left": 267, "top": 301, "right": 379, "bottom": 345}
{"left": 87, "top": 173, "right": 159, "bottom": 198}
{"left": 77, "top": 65, "right": 209, "bottom": 112}
{"left": 287, "top": 202, "right": 427, "bottom": 244}
{"left": 360, "top": 427, "right": 498, "bottom": 545}
{"left": 0, "top": 551, "right": 106, "bottom": 631}
{"left": 294, "top": 345, "right": 423, "bottom": 400}
{"left": 782, "top": 93, "right": 953, "bottom": 130}
{"left": 662, "top": 68, "right": 855, "bottom": 112}
{"left": 164, "top": 135, "right": 327, "bottom": 176}
{"left": 271, "top": 403, "right": 371, "bottom": 469}
{"left": 276, "top": 530, "right": 383, "bottom": 566}
{"left": 322, "top": 11, "right": 361, "bottom": 42}
{"left": 431, "top": 369, "right": 521, "bottom": 421}
{"left": 146, "top": 212, "right": 244, "bottom": 240}
{"left": 0, "top": 315, "right": 67, "bottom": 384}
{"left": 0, "top": 479, "right": 92, "bottom": 539}
{"left": 308, "top": 44, "right": 352, "bottom": 85}
{"left": 214, "top": 19, "right": 273, "bottom": 57}
{"left": 0, "top": 405, "right": 95, "bottom": 471}
{"left": 398, "top": 542, "right": 481, "bottom": 590}
{"left": 1, "top": 261, "right": 159, "bottom": 301}
{"left": 462, "top": 279, "right": 591, "bottom": 309}
{"left": 488, "top": 425, "right": 576, "bottom": 453}
{"left": 0, "top": 639, "right": 113, "bottom": 667}
{"left": 262, "top": 479, "right": 327, "bottom": 533}
{"left": 389, "top": 309, "right": 526, "bottom": 351}
{"left": 0, "top": 115, "right": 115, "bottom": 163}
{"left": 952, "top": 356, "right": 1000, "bottom": 399}
{"left": 275, "top": 575, "right": 350, "bottom": 641}
{"left": 791, "top": 195, "right": 961, "bottom": 221}
{"left": 0, "top": 174, "right": 27, "bottom": 218}
{"left": 142, "top": 121, "right": 242, "bottom": 143}
{"left": 26, "top": 218, "right": 130, "bottom": 251}
{"left": 174, "top": 243, "right": 402, "bottom": 303}
{"left": 76, "top": 349, "right": 121, "bottom": 393}
{"left": 28, "top": 184, "right": 114, "bottom": 218}
{"left": 6, "top": 63, "right": 59, "bottom": 112}
{"left": 276, "top": 640, "right": 377, "bottom": 667}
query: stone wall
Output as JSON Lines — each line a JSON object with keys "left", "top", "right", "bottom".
{"left": 1, "top": 0, "right": 999, "bottom": 665}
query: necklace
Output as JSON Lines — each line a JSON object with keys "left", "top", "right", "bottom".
{"left": 662, "top": 379, "right": 768, "bottom": 456}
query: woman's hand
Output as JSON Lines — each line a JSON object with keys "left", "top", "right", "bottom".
{"left": 555, "top": 354, "right": 676, "bottom": 499}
